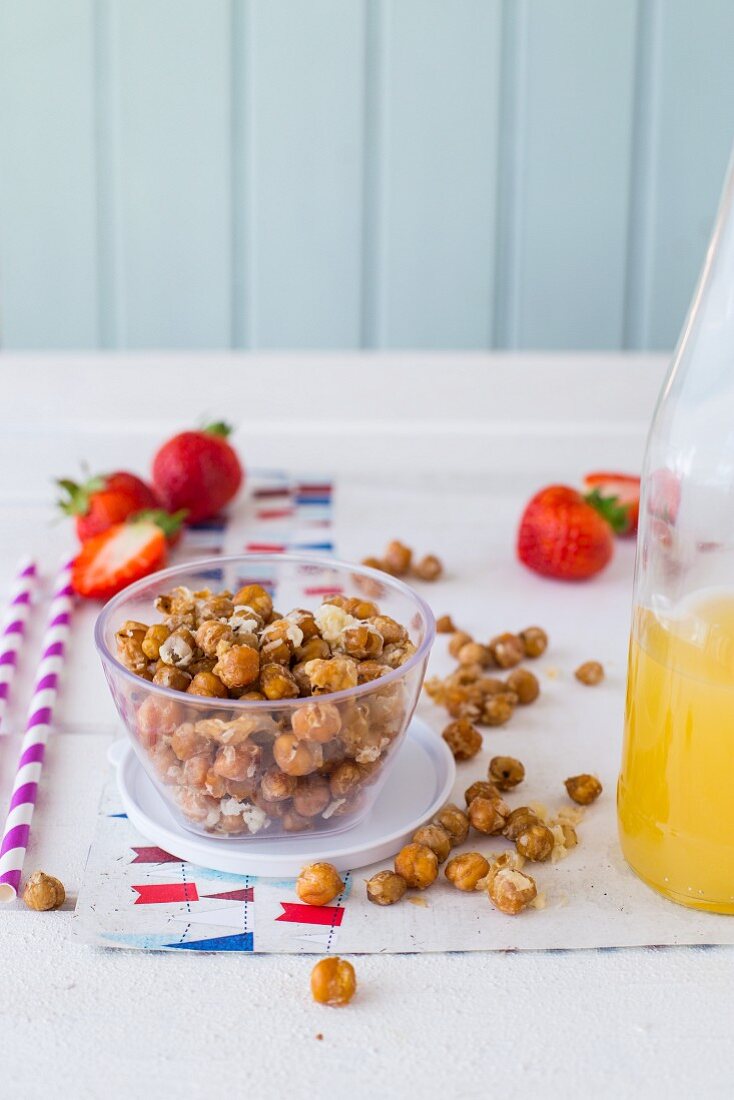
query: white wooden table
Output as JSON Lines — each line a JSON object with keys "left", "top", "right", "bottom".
{"left": 2, "top": 353, "right": 732, "bottom": 1100}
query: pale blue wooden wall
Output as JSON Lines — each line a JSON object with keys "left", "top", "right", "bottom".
{"left": 0, "top": 0, "right": 732, "bottom": 350}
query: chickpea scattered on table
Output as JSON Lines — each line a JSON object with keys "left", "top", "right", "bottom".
{"left": 22, "top": 871, "right": 65, "bottom": 911}
{"left": 412, "top": 823, "right": 452, "bottom": 864}
{"left": 394, "top": 843, "right": 439, "bottom": 889}
{"left": 366, "top": 870, "right": 407, "bottom": 906}
{"left": 297, "top": 863, "right": 344, "bottom": 907}
{"left": 565, "top": 774, "right": 603, "bottom": 805}
{"left": 488, "top": 756, "right": 525, "bottom": 791}
{"left": 575, "top": 660, "right": 605, "bottom": 686}
{"left": 442, "top": 718, "right": 482, "bottom": 761}
{"left": 445, "top": 852, "right": 490, "bottom": 892}
{"left": 362, "top": 540, "right": 444, "bottom": 582}
{"left": 311, "top": 957, "right": 357, "bottom": 1006}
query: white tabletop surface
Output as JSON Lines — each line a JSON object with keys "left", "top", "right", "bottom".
{"left": 2, "top": 352, "right": 732, "bottom": 1100}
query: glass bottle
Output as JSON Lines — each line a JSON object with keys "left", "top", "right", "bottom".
{"left": 618, "top": 148, "right": 734, "bottom": 913}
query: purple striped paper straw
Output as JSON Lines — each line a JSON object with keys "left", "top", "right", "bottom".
{"left": 0, "top": 558, "right": 38, "bottom": 734}
{"left": 0, "top": 560, "right": 74, "bottom": 902}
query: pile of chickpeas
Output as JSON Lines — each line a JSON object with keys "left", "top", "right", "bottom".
{"left": 115, "top": 583, "right": 421, "bottom": 837}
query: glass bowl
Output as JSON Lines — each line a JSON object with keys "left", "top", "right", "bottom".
{"left": 95, "top": 554, "right": 435, "bottom": 840}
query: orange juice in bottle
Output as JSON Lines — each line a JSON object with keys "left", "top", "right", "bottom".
{"left": 618, "top": 148, "right": 734, "bottom": 913}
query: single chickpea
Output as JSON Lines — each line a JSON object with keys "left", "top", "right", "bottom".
{"left": 22, "top": 870, "right": 65, "bottom": 911}
{"left": 295, "top": 637, "right": 331, "bottom": 663}
{"left": 383, "top": 539, "right": 413, "bottom": 576}
{"left": 170, "top": 722, "right": 211, "bottom": 760}
{"left": 292, "top": 701, "right": 342, "bottom": 743}
{"left": 260, "top": 767, "right": 297, "bottom": 803}
{"left": 445, "top": 852, "right": 490, "bottom": 892}
{"left": 329, "top": 761, "right": 363, "bottom": 800}
{"left": 468, "top": 795, "right": 510, "bottom": 836}
{"left": 356, "top": 660, "right": 388, "bottom": 684}
{"left": 433, "top": 804, "right": 469, "bottom": 848}
{"left": 296, "top": 862, "right": 344, "bottom": 906}
{"left": 293, "top": 775, "right": 331, "bottom": 817}
{"left": 187, "top": 656, "right": 218, "bottom": 678}
{"left": 412, "top": 823, "right": 452, "bottom": 864}
{"left": 341, "top": 624, "right": 384, "bottom": 660}
{"left": 187, "top": 671, "right": 229, "bottom": 698}
{"left": 464, "top": 780, "right": 499, "bottom": 806}
{"left": 211, "top": 742, "right": 259, "bottom": 782}
{"left": 516, "top": 823, "right": 554, "bottom": 862}
{"left": 565, "top": 774, "right": 603, "bottom": 805}
{"left": 282, "top": 809, "right": 313, "bottom": 833}
{"left": 394, "top": 843, "right": 438, "bottom": 889}
{"left": 366, "top": 870, "right": 407, "bottom": 906}
{"left": 182, "top": 752, "right": 212, "bottom": 789}
{"left": 505, "top": 667, "right": 540, "bottom": 705}
{"left": 159, "top": 627, "right": 197, "bottom": 669}
{"left": 488, "top": 632, "right": 525, "bottom": 669}
{"left": 575, "top": 661, "right": 605, "bottom": 686}
{"left": 482, "top": 693, "right": 516, "bottom": 727}
{"left": 195, "top": 619, "right": 235, "bottom": 658}
{"left": 345, "top": 597, "right": 381, "bottom": 620}
{"left": 458, "top": 642, "right": 493, "bottom": 668}
{"left": 304, "top": 657, "right": 358, "bottom": 694}
{"left": 141, "top": 623, "right": 171, "bottom": 660}
{"left": 436, "top": 614, "right": 456, "bottom": 634}
{"left": 136, "top": 695, "right": 184, "bottom": 740}
{"left": 448, "top": 630, "right": 473, "bottom": 659}
{"left": 519, "top": 626, "right": 548, "bottom": 659}
{"left": 503, "top": 806, "right": 540, "bottom": 841}
{"left": 198, "top": 593, "right": 235, "bottom": 622}
{"left": 260, "top": 662, "right": 300, "bottom": 700}
{"left": 117, "top": 636, "right": 148, "bottom": 676}
{"left": 274, "top": 733, "right": 323, "bottom": 777}
{"left": 213, "top": 644, "right": 260, "bottom": 690}
{"left": 367, "top": 615, "right": 408, "bottom": 645}
{"left": 412, "top": 554, "right": 443, "bottom": 581}
{"left": 116, "top": 620, "right": 148, "bottom": 643}
{"left": 152, "top": 665, "right": 192, "bottom": 692}
{"left": 381, "top": 641, "right": 417, "bottom": 669}
{"left": 441, "top": 718, "right": 482, "bottom": 761}
{"left": 286, "top": 608, "right": 321, "bottom": 641}
{"left": 487, "top": 865, "right": 537, "bottom": 915}
{"left": 310, "top": 957, "right": 356, "bottom": 1006}
{"left": 232, "top": 583, "right": 273, "bottom": 622}
{"left": 489, "top": 755, "right": 526, "bottom": 790}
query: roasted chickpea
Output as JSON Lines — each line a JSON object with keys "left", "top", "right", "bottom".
{"left": 458, "top": 642, "right": 493, "bottom": 668}
{"left": 565, "top": 773, "right": 603, "bottom": 804}
{"left": 433, "top": 804, "right": 469, "bottom": 847}
{"left": 445, "top": 852, "right": 490, "bottom": 892}
{"left": 383, "top": 539, "right": 412, "bottom": 576}
{"left": 260, "top": 767, "right": 297, "bottom": 803}
{"left": 436, "top": 614, "right": 456, "bottom": 634}
{"left": 516, "top": 823, "right": 554, "bottom": 862}
{"left": 304, "top": 657, "right": 358, "bottom": 694}
{"left": 310, "top": 957, "right": 356, "bottom": 1006}
{"left": 328, "top": 761, "right": 362, "bottom": 800}
{"left": 213, "top": 644, "right": 260, "bottom": 690}
{"left": 22, "top": 870, "right": 66, "bottom": 911}
{"left": 575, "top": 660, "right": 605, "bottom": 686}
{"left": 368, "top": 615, "right": 408, "bottom": 645}
{"left": 488, "top": 632, "right": 524, "bottom": 669}
{"left": 442, "top": 718, "right": 482, "bottom": 761}
{"left": 137, "top": 695, "right": 184, "bottom": 741}
{"left": 487, "top": 865, "right": 537, "bottom": 915}
{"left": 482, "top": 693, "right": 516, "bottom": 727}
{"left": 297, "top": 862, "right": 344, "bottom": 906}
{"left": 412, "top": 823, "right": 452, "bottom": 864}
{"left": 448, "top": 630, "right": 473, "bottom": 658}
{"left": 489, "top": 755, "right": 526, "bottom": 790}
{"left": 273, "top": 733, "right": 323, "bottom": 777}
{"left": 412, "top": 554, "right": 443, "bottom": 581}
{"left": 281, "top": 809, "right": 313, "bottom": 833}
{"left": 212, "top": 742, "right": 259, "bottom": 782}
{"left": 294, "top": 636, "right": 331, "bottom": 663}
{"left": 170, "top": 722, "right": 211, "bottom": 761}
{"left": 341, "top": 623, "right": 384, "bottom": 660}
{"left": 464, "top": 780, "right": 499, "bottom": 806}
{"left": 260, "top": 662, "right": 300, "bottom": 700}
{"left": 519, "top": 626, "right": 548, "bottom": 658}
{"left": 187, "top": 671, "right": 229, "bottom": 698}
{"left": 366, "top": 870, "right": 407, "bottom": 906}
{"left": 141, "top": 623, "right": 171, "bottom": 660}
{"left": 394, "top": 843, "right": 438, "bottom": 889}
{"left": 116, "top": 620, "right": 148, "bottom": 643}
{"left": 505, "top": 667, "right": 540, "bottom": 705}
{"left": 117, "top": 636, "right": 148, "bottom": 675}
{"left": 356, "top": 659, "right": 388, "bottom": 684}
{"left": 293, "top": 775, "right": 331, "bottom": 817}
{"left": 468, "top": 795, "right": 510, "bottom": 836}
{"left": 292, "top": 701, "right": 341, "bottom": 743}
{"left": 152, "top": 665, "right": 192, "bottom": 692}
{"left": 286, "top": 608, "right": 321, "bottom": 641}
{"left": 195, "top": 619, "right": 234, "bottom": 657}
{"left": 503, "top": 806, "right": 540, "bottom": 841}
{"left": 232, "top": 583, "right": 273, "bottom": 622}
{"left": 159, "top": 627, "right": 197, "bottom": 669}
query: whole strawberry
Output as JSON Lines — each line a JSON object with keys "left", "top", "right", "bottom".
{"left": 152, "top": 422, "right": 243, "bottom": 524}
{"left": 58, "top": 471, "right": 158, "bottom": 542}
{"left": 517, "top": 485, "right": 625, "bottom": 581}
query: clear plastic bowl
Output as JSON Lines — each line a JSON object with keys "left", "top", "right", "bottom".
{"left": 95, "top": 554, "right": 435, "bottom": 841}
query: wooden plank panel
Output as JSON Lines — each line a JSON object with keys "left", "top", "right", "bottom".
{"left": 0, "top": 1, "right": 98, "bottom": 348}
{"left": 371, "top": 0, "right": 502, "bottom": 348}
{"left": 641, "top": 0, "right": 734, "bottom": 350}
{"left": 245, "top": 0, "right": 365, "bottom": 347}
{"left": 503, "top": 0, "right": 637, "bottom": 349}
{"left": 111, "top": 0, "right": 232, "bottom": 347}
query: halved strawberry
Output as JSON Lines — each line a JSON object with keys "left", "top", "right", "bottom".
{"left": 58, "top": 470, "right": 159, "bottom": 542}
{"left": 583, "top": 472, "right": 641, "bottom": 537}
{"left": 71, "top": 513, "right": 183, "bottom": 600}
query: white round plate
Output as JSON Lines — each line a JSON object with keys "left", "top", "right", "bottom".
{"left": 109, "top": 717, "right": 455, "bottom": 877}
